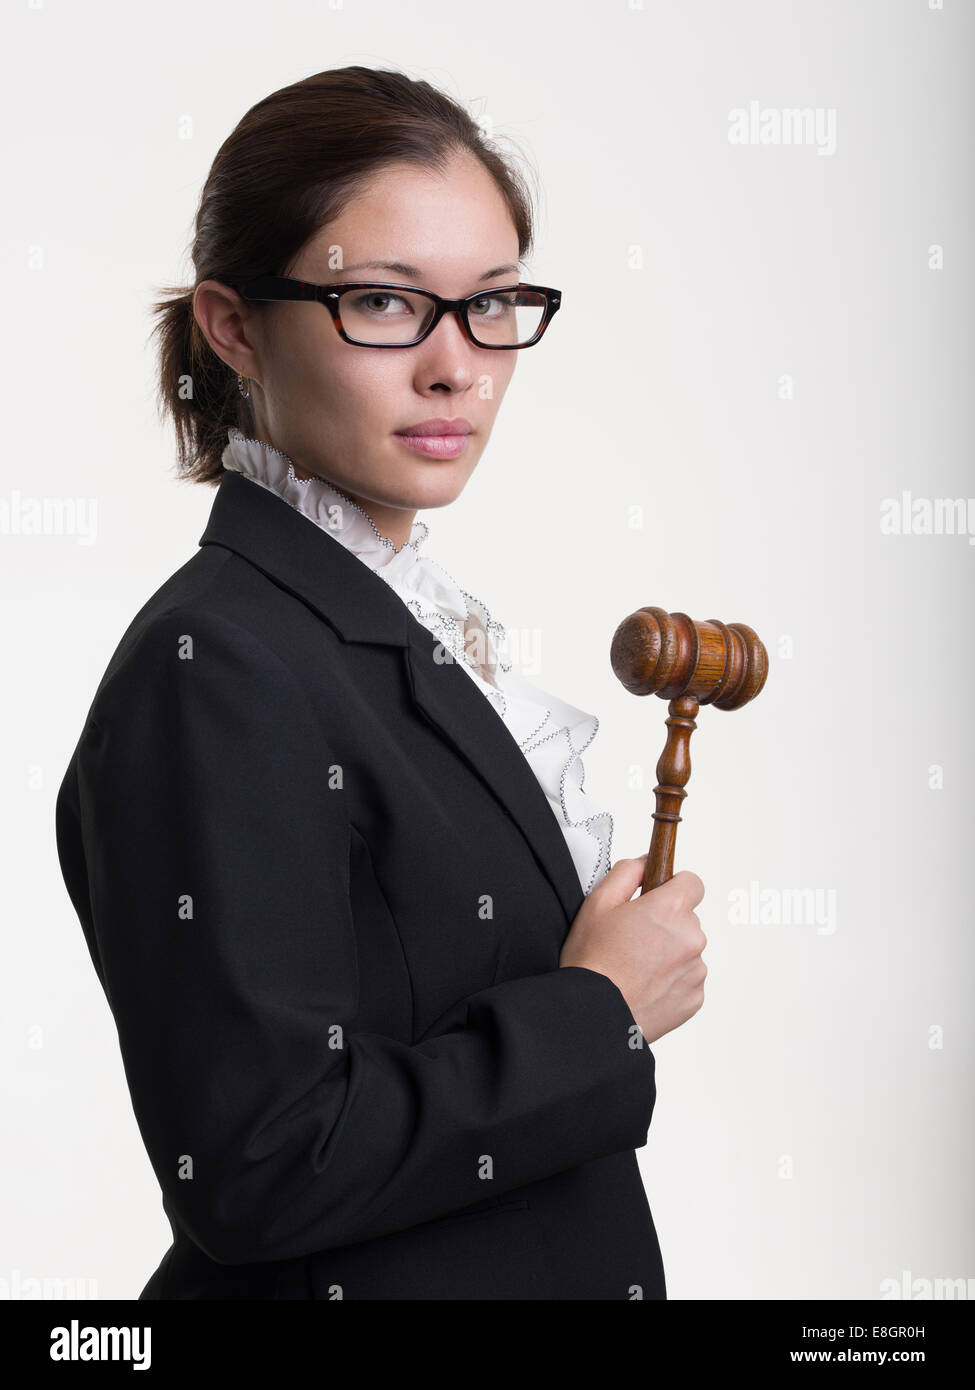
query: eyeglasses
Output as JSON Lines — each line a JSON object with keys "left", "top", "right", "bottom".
{"left": 233, "top": 275, "right": 562, "bottom": 349}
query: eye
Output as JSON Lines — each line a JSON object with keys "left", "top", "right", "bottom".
{"left": 352, "top": 292, "right": 412, "bottom": 316}
{"left": 468, "top": 292, "right": 515, "bottom": 320}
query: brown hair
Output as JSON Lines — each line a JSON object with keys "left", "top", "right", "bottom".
{"left": 148, "top": 66, "right": 538, "bottom": 486}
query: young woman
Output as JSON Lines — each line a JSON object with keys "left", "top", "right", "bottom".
{"left": 54, "top": 66, "right": 707, "bottom": 1301}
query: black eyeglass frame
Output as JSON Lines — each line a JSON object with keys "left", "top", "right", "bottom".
{"left": 233, "top": 275, "right": 562, "bottom": 349}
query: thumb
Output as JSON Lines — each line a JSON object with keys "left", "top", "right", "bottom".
{"left": 599, "top": 854, "right": 649, "bottom": 905}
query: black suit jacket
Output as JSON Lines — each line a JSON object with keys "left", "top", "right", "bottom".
{"left": 54, "top": 468, "right": 666, "bottom": 1300}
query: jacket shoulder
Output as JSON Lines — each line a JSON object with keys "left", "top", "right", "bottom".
{"left": 81, "top": 545, "right": 343, "bottom": 731}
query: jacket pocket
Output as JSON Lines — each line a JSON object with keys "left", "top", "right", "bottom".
{"left": 306, "top": 1198, "right": 552, "bottom": 1300}
{"left": 421, "top": 1197, "right": 531, "bottom": 1230}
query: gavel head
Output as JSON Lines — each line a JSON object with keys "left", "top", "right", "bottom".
{"left": 610, "top": 606, "right": 768, "bottom": 710}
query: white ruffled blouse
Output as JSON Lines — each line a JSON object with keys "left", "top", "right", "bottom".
{"left": 221, "top": 427, "right": 614, "bottom": 895}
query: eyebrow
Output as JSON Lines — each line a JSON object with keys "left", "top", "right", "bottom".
{"left": 339, "top": 260, "right": 521, "bottom": 282}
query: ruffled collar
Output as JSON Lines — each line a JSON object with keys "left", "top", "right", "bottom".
{"left": 220, "top": 427, "right": 614, "bottom": 894}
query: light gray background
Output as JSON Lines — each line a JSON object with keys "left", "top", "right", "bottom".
{"left": 2, "top": 0, "right": 971, "bottom": 1300}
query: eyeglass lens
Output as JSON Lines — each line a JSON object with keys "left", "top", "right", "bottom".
{"left": 337, "top": 287, "right": 547, "bottom": 346}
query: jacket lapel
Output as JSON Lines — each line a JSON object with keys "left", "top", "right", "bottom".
{"left": 401, "top": 622, "right": 584, "bottom": 928}
{"left": 198, "top": 470, "right": 584, "bottom": 929}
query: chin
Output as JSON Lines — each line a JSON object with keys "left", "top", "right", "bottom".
{"left": 413, "top": 459, "right": 477, "bottom": 500}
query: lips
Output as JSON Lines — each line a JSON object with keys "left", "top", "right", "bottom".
{"left": 395, "top": 418, "right": 473, "bottom": 437}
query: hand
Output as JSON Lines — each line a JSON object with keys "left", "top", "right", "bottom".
{"left": 559, "top": 857, "right": 707, "bottom": 1044}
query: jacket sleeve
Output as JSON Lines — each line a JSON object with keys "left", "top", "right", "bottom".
{"left": 61, "top": 606, "right": 656, "bottom": 1266}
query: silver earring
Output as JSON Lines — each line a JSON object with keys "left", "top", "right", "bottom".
{"left": 237, "top": 372, "right": 250, "bottom": 400}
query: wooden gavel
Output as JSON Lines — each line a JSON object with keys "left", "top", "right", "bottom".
{"left": 610, "top": 606, "right": 768, "bottom": 895}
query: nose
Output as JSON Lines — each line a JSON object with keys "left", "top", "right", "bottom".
{"left": 412, "top": 308, "right": 478, "bottom": 389}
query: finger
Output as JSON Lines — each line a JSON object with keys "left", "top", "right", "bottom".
{"left": 667, "top": 869, "right": 705, "bottom": 908}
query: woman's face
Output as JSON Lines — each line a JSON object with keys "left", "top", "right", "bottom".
{"left": 196, "top": 150, "right": 523, "bottom": 547}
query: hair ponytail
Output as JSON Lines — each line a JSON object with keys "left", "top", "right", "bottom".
{"left": 148, "top": 285, "right": 253, "bottom": 487}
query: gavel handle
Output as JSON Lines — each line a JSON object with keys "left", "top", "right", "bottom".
{"left": 640, "top": 695, "right": 700, "bottom": 894}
